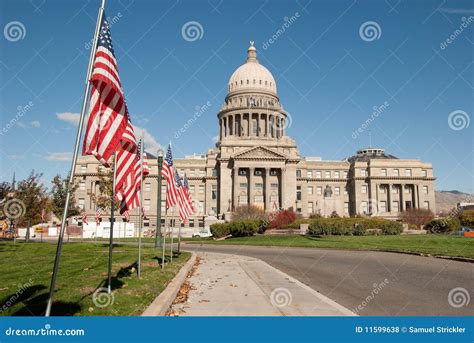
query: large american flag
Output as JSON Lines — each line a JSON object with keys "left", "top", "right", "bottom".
{"left": 82, "top": 13, "right": 127, "bottom": 166}
{"left": 115, "top": 119, "right": 137, "bottom": 208}
{"left": 81, "top": 210, "right": 88, "bottom": 225}
{"left": 175, "top": 170, "right": 193, "bottom": 223}
{"left": 161, "top": 144, "right": 178, "bottom": 209}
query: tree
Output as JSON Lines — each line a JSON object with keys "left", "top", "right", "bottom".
{"left": 399, "top": 208, "right": 435, "bottom": 228}
{"left": 0, "top": 181, "right": 12, "bottom": 201}
{"left": 90, "top": 160, "right": 120, "bottom": 211}
{"left": 14, "top": 171, "right": 50, "bottom": 227}
{"left": 267, "top": 209, "right": 297, "bottom": 230}
{"left": 51, "top": 174, "right": 79, "bottom": 220}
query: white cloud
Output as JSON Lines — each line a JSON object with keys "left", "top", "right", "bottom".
{"left": 133, "top": 125, "right": 162, "bottom": 153}
{"left": 30, "top": 120, "right": 40, "bottom": 128}
{"left": 16, "top": 121, "right": 27, "bottom": 128}
{"left": 56, "top": 112, "right": 80, "bottom": 125}
{"left": 212, "top": 135, "right": 219, "bottom": 143}
{"left": 45, "top": 152, "right": 72, "bottom": 161}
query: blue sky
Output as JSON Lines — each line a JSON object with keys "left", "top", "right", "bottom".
{"left": 0, "top": 0, "right": 473, "bottom": 193}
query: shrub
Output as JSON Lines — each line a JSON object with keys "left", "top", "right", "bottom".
{"left": 210, "top": 223, "right": 231, "bottom": 238}
{"left": 459, "top": 209, "right": 474, "bottom": 228}
{"left": 228, "top": 219, "right": 262, "bottom": 237}
{"left": 232, "top": 205, "right": 267, "bottom": 221}
{"left": 267, "top": 209, "right": 297, "bottom": 230}
{"left": 307, "top": 217, "right": 402, "bottom": 236}
{"left": 399, "top": 208, "right": 435, "bottom": 228}
{"left": 425, "top": 218, "right": 461, "bottom": 233}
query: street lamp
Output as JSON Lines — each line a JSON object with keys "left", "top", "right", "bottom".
{"left": 155, "top": 148, "right": 164, "bottom": 248}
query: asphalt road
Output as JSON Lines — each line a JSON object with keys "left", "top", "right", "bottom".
{"left": 182, "top": 243, "right": 473, "bottom": 316}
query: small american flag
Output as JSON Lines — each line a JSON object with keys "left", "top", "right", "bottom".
{"left": 175, "top": 170, "right": 193, "bottom": 223}
{"left": 161, "top": 144, "right": 178, "bottom": 209}
{"left": 123, "top": 210, "right": 130, "bottom": 222}
{"left": 81, "top": 210, "right": 88, "bottom": 225}
{"left": 95, "top": 207, "right": 103, "bottom": 225}
{"left": 82, "top": 13, "right": 128, "bottom": 165}
{"left": 183, "top": 174, "right": 195, "bottom": 214}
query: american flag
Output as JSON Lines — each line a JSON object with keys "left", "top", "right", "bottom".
{"left": 95, "top": 207, "right": 103, "bottom": 225}
{"left": 123, "top": 210, "right": 130, "bottom": 222}
{"left": 82, "top": 13, "right": 128, "bottom": 166}
{"left": 174, "top": 170, "right": 193, "bottom": 223}
{"left": 115, "top": 120, "right": 137, "bottom": 209}
{"left": 118, "top": 138, "right": 149, "bottom": 214}
{"left": 183, "top": 173, "right": 195, "bottom": 215}
{"left": 161, "top": 144, "right": 178, "bottom": 209}
{"left": 81, "top": 210, "right": 88, "bottom": 225}
{"left": 142, "top": 206, "right": 148, "bottom": 220}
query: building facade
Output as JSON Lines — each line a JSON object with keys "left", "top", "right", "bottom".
{"left": 74, "top": 42, "right": 436, "bottom": 229}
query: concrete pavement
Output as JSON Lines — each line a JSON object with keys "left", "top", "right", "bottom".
{"left": 169, "top": 252, "right": 355, "bottom": 316}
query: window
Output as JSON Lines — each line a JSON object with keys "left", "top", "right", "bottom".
{"left": 255, "top": 169, "right": 263, "bottom": 176}
{"left": 144, "top": 199, "right": 151, "bottom": 211}
{"left": 423, "top": 201, "right": 430, "bottom": 209}
{"left": 361, "top": 185, "right": 368, "bottom": 194}
{"left": 270, "top": 169, "right": 278, "bottom": 176}
{"left": 392, "top": 201, "right": 399, "bottom": 212}
{"left": 79, "top": 181, "right": 85, "bottom": 190}
{"left": 381, "top": 169, "right": 387, "bottom": 177}
{"left": 308, "top": 186, "right": 313, "bottom": 195}
{"left": 392, "top": 185, "right": 399, "bottom": 194}
{"left": 80, "top": 165, "right": 87, "bottom": 173}
{"left": 343, "top": 171, "right": 348, "bottom": 179}
{"left": 200, "top": 169, "right": 206, "bottom": 177}
{"left": 212, "top": 168, "right": 218, "bottom": 177}
{"left": 379, "top": 185, "right": 386, "bottom": 193}
{"left": 334, "top": 187, "right": 340, "bottom": 196}
{"left": 189, "top": 185, "right": 195, "bottom": 194}
{"left": 296, "top": 186, "right": 301, "bottom": 200}
{"left": 316, "top": 186, "right": 323, "bottom": 195}
{"left": 344, "top": 186, "right": 348, "bottom": 195}
{"left": 189, "top": 219, "right": 195, "bottom": 228}
{"left": 296, "top": 170, "right": 302, "bottom": 177}
{"left": 405, "top": 169, "right": 412, "bottom": 177}
{"left": 255, "top": 183, "right": 263, "bottom": 189}
{"left": 199, "top": 219, "right": 205, "bottom": 227}
{"left": 360, "top": 169, "right": 367, "bottom": 177}
{"left": 198, "top": 201, "right": 204, "bottom": 214}
{"left": 307, "top": 171, "right": 313, "bottom": 178}
{"left": 188, "top": 169, "right": 194, "bottom": 177}
{"left": 271, "top": 183, "right": 278, "bottom": 188}
{"left": 361, "top": 201, "right": 368, "bottom": 213}
{"left": 422, "top": 169, "right": 427, "bottom": 177}
{"left": 380, "top": 201, "right": 387, "bottom": 212}
{"left": 404, "top": 185, "right": 410, "bottom": 194}
{"left": 199, "top": 185, "right": 205, "bottom": 194}
{"left": 240, "top": 183, "right": 248, "bottom": 188}
{"left": 212, "top": 185, "right": 217, "bottom": 199}
{"left": 344, "top": 202, "right": 349, "bottom": 214}
{"left": 393, "top": 169, "right": 400, "bottom": 177}
{"left": 145, "top": 183, "right": 151, "bottom": 192}
{"left": 423, "top": 186, "right": 428, "bottom": 194}
{"left": 239, "top": 169, "right": 247, "bottom": 176}
{"left": 316, "top": 171, "right": 322, "bottom": 179}
{"left": 161, "top": 200, "right": 166, "bottom": 212}
{"left": 78, "top": 198, "right": 85, "bottom": 209}
{"left": 308, "top": 202, "right": 314, "bottom": 214}
{"left": 334, "top": 171, "right": 340, "bottom": 179}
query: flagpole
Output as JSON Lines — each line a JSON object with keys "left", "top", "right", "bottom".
{"left": 45, "top": 0, "right": 106, "bottom": 317}
{"left": 137, "top": 137, "right": 145, "bottom": 278}
{"left": 107, "top": 152, "right": 118, "bottom": 294}
{"left": 170, "top": 205, "right": 175, "bottom": 263}
{"left": 162, "top": 204, "right": 167, "bottom": 270}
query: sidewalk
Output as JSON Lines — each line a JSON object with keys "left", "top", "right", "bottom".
{"left": 170, "top": 252, "right": 356, "bottom": 316}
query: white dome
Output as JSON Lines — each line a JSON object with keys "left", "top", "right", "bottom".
{"left": 228, "top": 41, "right": 277, "bottom": 95}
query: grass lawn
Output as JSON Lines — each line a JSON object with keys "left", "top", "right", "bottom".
{"left": 188, "top": 234, "right": 474, "bottom": 259}
{"left": 0, "top": 241, "right": 190, "bottom": 316}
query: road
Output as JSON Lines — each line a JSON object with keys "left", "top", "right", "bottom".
{"left": 182, "top": 243, "right": 473, "bottom": 316}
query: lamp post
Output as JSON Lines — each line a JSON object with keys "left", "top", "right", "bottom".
{"left": 155, "top": 148, "right": 164, "bottom": 248}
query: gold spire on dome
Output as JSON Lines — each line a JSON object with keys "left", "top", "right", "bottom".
{"left": 246, "top": 40, "right": 258, "bottom": 63}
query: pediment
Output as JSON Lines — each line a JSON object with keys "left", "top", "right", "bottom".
{"left": 232, "top": 146, "right": 287, "bottom": 160}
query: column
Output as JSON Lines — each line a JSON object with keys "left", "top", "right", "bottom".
{"left": 233, "top": 167, "right": 239, "bottom": 210}
{"left": 280, "top": 168, "right": 286, "bottom": 209}
{"left": 387, "top": 184, "right": 391, "bottom": 212}
{"left": 248, "top": 113, "right": 251, "bottom": 136}
{"left": 265, "top": 168, "right": 271, "bottom": 212}
{"left": 248, "top": 167, "right": 254, "bottom": 205}
{"left": 220, "top": 118, "right": 224, "bottom": 140}
{"left": 400, "top": 184, "right": 405, "bottom": 211}
{"left": 414, "top": 184, "right": 419, "bottom": 209}
{"left": 264, "top": 114, "right": 268, "bottom": 137}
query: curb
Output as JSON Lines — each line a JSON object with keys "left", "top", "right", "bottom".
{"left": 142, "top": 252, "right": 197, "bottom": 316}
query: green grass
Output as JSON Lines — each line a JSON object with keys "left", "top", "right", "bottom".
{"left": 188, "top": 234, "right": 474, "bottom": 259}
{"left": 0, "top": 241, "right": 190, "bottom": 316}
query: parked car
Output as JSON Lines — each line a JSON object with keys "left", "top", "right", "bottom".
{"left": 192, "top": 227, "right": 212, "bottom": 238}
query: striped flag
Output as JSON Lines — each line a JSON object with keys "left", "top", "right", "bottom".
{"left": 81, "top": 210, "right": 88, "bottom": 225}
{"left": 183, "top": 174, "right": 195, "bottom": 215}
{"left": 123, "top": 210, "right": 130, "bottom": 222}
{"left": 174, "top": 170, "right": 193, "bottom": 223}
{"left": 82, "top": 13, "right": 128, "bottom": 166}
{"left": 95, "top": 207, "right": 103, "bottom": 225}
{"left": 161, "top": 144, "right": 178, "bottom": 209}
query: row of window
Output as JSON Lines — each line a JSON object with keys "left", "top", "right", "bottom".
{"left": 360, "top": 168, "right": 428, "bottom": 177}
{"left": 297, "top": 170, "right": 348, "bottom": 179}
{"left": 360, "top": 200, "right": 430, "bottom": 213}
{"left": 360, "top": 185, "right": 430, "bottom": 194}
{"left": 306, "top": 202, "right": 350, "bottom": 215}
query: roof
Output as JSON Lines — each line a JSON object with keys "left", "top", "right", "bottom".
{"left": 346, "top": 148, "right": 398, "bottom": 163}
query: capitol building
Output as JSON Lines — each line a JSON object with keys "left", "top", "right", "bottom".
{"left": 75, "top": 42, "right": 436, "bottom": 229}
